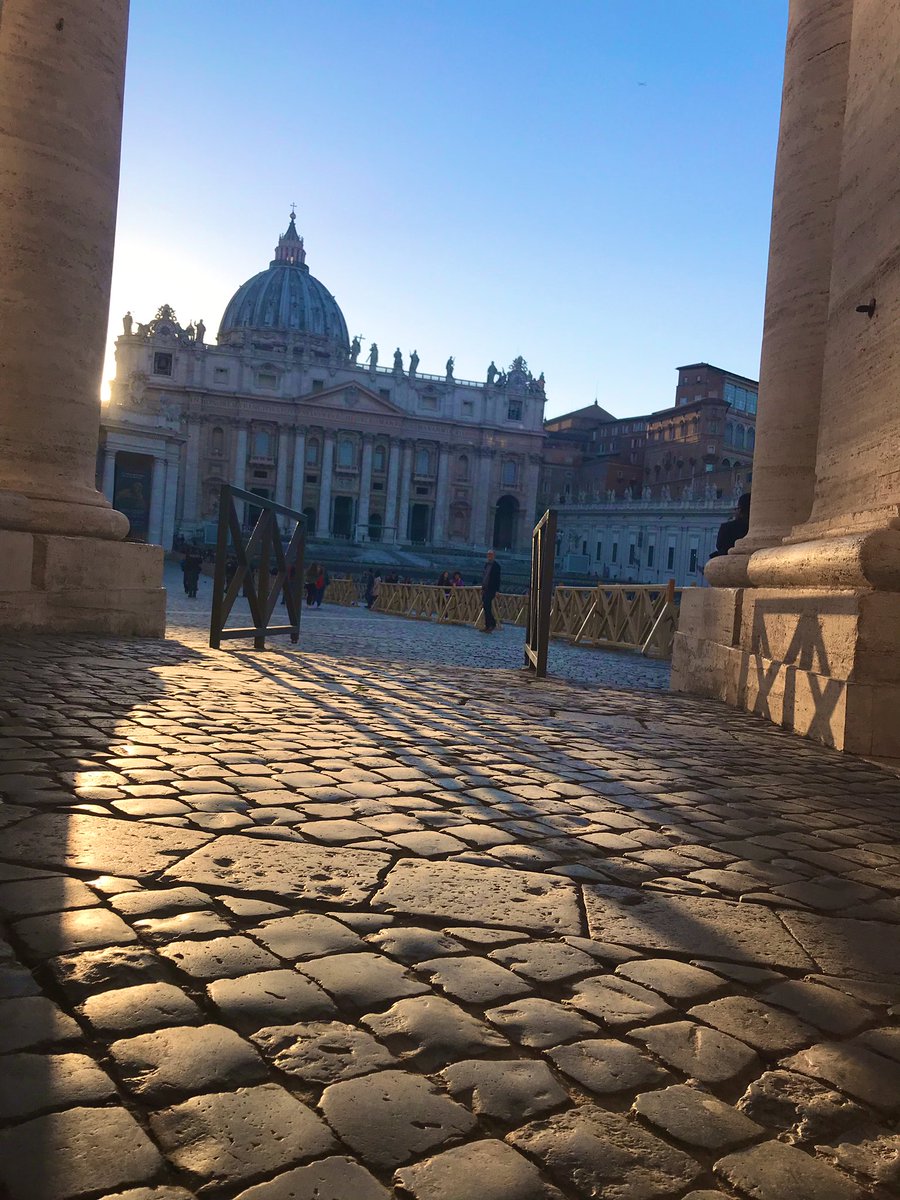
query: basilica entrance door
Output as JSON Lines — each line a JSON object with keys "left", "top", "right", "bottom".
{"left": 493, "top": 494, "right": 519, "bottom": 550}
{"left": 332, "top": 495, "right": 354, "bottom": 539}
{"left": 409, "top": 503, "right": 432, "bottom": 544}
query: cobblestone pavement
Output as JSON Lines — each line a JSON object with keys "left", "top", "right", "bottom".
{"left": 165, "top": 563, "right": 672, "bottom": 691}
{"left": 1, "top": 608, "right": 899, "bottom": 1199}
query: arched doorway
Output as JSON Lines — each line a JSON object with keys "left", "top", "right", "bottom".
{"left": 332, "top": 496, "right": 354, "bottom": 539}
{"left": 493, "top": 494, "right": 519, "bottom": 550}
{"left": 409, "top": 503, "right": 431, "bottom": 544}
{"left": 368, "top": 512, "right": 383, "bottom": 542}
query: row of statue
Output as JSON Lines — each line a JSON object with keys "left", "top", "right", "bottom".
{"left": 560, "top": 480, "right": 743, "bottom": 505}
{"left": 123, "top": 310, "right": 206, "bottom": 346}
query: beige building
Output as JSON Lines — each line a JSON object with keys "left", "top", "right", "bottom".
{"left": 101, "top": 216, "right": 546, "bottom": 556}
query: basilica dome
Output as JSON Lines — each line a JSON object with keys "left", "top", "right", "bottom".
{"left": 217, "top": 214, "right": 349, "bottom": 350}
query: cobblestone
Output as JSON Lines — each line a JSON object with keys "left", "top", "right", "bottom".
{"left": 0, "top": 1050, "right": 116, "bottom": 1120}
{"left": 109, "top": 1023, "right": 267, "bottom": 1101}
{"left": 440, "top": 1058, "right": 567, "bottom": 1121}
{"left": 633, "top": 1083, "right": 764, "bottom": 1150}
{"left": 233, "top": 1157, "right": 390, "bottom": 1199}
{"left": 394, "top": 1139, "right": 564, "bottom": 1200}
{"left": 715, "top": 1140, "right": 863, "bottom": 1200}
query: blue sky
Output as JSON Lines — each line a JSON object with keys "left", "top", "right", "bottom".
{"left": 107, "top": 1, "right": 788, "bottom": 418}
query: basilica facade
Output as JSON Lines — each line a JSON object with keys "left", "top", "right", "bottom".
{"left": 99, "top": 215, "right": 546, "bottom": 555}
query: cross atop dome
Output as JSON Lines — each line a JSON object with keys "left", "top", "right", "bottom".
{"left": 273, "top": 209, "right": 306, "bottom": 268}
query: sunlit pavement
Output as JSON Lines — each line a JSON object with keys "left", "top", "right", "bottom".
{"left": 0, "top": 575, "right": 898, "bottom": 1198}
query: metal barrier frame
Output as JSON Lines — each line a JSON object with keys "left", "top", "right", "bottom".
{"left": 524, "top": 508, "right": 557, "bottom": 677}
{"left": 209, "top": 484, "right": 306, "bottom": 650}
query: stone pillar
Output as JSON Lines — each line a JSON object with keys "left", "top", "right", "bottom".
{"left": 232, "top": 424, "right": 247, "bottom": 526}
{"left": 356, "top": 436, "right": 374, "bottom": 540}
{"left": 161, "top": 448, "right": 179, "bottom": 551}
{"left": 316, "top": 433, "right": 335, "bottom": 537}
{"left": 0, "top": 0, "right": 164, "bottom": 635}
{"left": 471, "top": 452, "right": 494, "bottom": 548}
{"left": 396, "top": 442, "right": 413, "bottom": 544}
{"left": 432, "top": 446, "right": 452, "bottom": 546}
{"left": 182, "top": 420, "right": 201, "bottom": 525}
{"left": 383, "top": 440, "right": 401, "bottom": 544}
{"left": 148, "top": 456, "right": 166, "bottom": 546}
{"left": 289, "top": 428, "right": 305, "bottom": 512}
{"left": 706, "top": 0, "right": 854, "bottom": 585}
{"left": 102, "top": 446, "right": 117, "bottom": 503}
{"left": 275, "top": 426, "right": 289, "bottom": 531}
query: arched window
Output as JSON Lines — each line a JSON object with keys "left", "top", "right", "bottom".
{"left": 306, "top": 439, "right": 319, "bottom": 466}
{"left": 735, "top": 426, "right": 746, "bottom": 450}
{"left": 747, "top": 427, "right": 756, "bottom": 450}
{"left": 456, "top": 454, "right": 469, "bottom": 481}
{"left": 415, "top": 447, "right": 433, "bottom": 476}
{"left": 252, "top": 429, "right": 272, "bottom": 459}
{"left": 337, "top": 438, "right": 354, "bottom": 469}
{"left": 502, "top": 460, "right": 518, "bottom": 487}
{"left": 373, "top": 445, "right": 387, "bottom": 473}
{"left": 211, "top": 427, "right": 224, "bottom": 456}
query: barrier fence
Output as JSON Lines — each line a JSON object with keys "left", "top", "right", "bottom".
{"left": 326, "top": 576, "right": 682, "bottom": 658}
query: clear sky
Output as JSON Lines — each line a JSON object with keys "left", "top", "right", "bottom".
{"left": 106, "top": 1, "right": 788, "bottom": 419}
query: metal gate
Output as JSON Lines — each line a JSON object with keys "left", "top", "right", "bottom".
{"left": 524, "top": 508, "right": 557, "bottom": 677}
{"left": 209, "top": 484, "right": 306, "bottom": 650}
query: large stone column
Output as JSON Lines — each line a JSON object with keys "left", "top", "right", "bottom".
{"left": 707, "top": 0, "right": 854, "bottom": 586}
{"left": 396, "top": 442, "right": 413, "bottom": 544}
{"left": 471, "top": 452, "right": 494, "bottom": 548}
{"left": 148, "top": 457, "right": 166, "bottom": 546}
{"left": 289, "top": 428, "right": 305, "bottom": 512}
{"left": 383, "top": 440, "right": 401, "bottom": 544}
{"left": 102, "top": 447, "right": 117, "bottom": 503}
{"left": 0, "top": 0, "right": 164, "bottom": 634}
{"left": 432, "top": 446, "right": 452, "bottom": 546}
{"left": 231, "top": 424, "right": 247, "bottom": 527}
{"left": 356, "top": 436, "right": 374, "bottom": 541}
{"left": 316, "top": 433, "right": 335, "bottom": 537}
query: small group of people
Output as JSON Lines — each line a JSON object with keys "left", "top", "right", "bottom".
{"left": 304, "top": 562, "right": 329, "bottom": 607}
{"left": 435, "top": 570, "right": 466, "bottom": 589}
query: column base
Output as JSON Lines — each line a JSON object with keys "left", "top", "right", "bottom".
{"left": 672, "top": 586, "right": 900, "bottom": 760}
{"left": 0, "top": 531, "right": 165, "bottom": 637}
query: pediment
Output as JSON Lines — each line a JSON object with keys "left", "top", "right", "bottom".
{"left": 302, "top": 382, "right": 406, "bottom": 416}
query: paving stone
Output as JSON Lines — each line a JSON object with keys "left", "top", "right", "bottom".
{"left": 417, "top": 955, "right": 532, "bottom": 1006}
{"left": 549, "top": 1037, "right": 671, "bottom": 1096}
{"left": 633, "top": 1083, "right": 764, "bottom": 1151}
{"left": 363, "top": 994, "right": 509, "bottom": 1068}
{"left": 319, "top": 1069, "right": 476, "bottom": 1169}
{"left": 0, "top": 876, "right": 99, "bottom": 917}
{"left": 583, "top": 885, "right": 813, "bottom": 968}
{"left": 510, "top": 1104, "right": 701, "bottom": 1199}
{"left": 737, "top": 1070, "right": 867, "bottom": 1144}
{"left": 110, "top": 887, "right": 212, "bottom": 917}
{"left": 631, "top": 1020, "right": 760, "bottom": 1085}
{"left": 150, "top": 1083, "right": 335, "bottom": 1193}
{"left": 569, "top": 975, "right": 674, "bottom": 1027}
{"left": 80, "top": 982, "right": 201, "bottom": 1033}
{"left": 109, "top": 1023, "right": 267, "bottom": 1102}
{"left": 488, "top": 939, "right": 599, "bottom": 984}
{"left": 252, "top": 1019, "right": 397, "bottom": 1083}
{"left": 14, "top": 906, "right": 138, "bottom": 958}
{"left": 135, "top": 909, "right": 232, "bottom": 941}
{"left": 208, "top": 968, "right": 336, "bottom": 1032}
{"left": 821, "top": 1125, "right": 900, "bottom": 1189}
{"left": 0, "top": 1105, "right": 164, "bottom": 1200}
{"left": 300, "top": 952, "right": 429, "bottom": 1009}
{"left": 367, "top": 925, "right": 465, "bottom": 963}
{"left": 394, "top": 1139, "right": 564, "bottom": 1200}
{"left": 233, "top": 1156, "right": 390, "bottom": 1199}
{"left": 485, "top": 997, "right": 598, "bottom": 1048}
{"left": 564, "top": 935, "right": 639, "bottom": 964}
{"left": 0, "top": 960, "right": 40, "bottom": 997}
{"left": 689, "top": 996, "right": 815, "bottom": 1055}
{"left": 2, "top": 810, "right": 209, "bottom": 876}
{"left": 160, "top": 935, "right": 280, "bottom": 980}
{"left": 440, "top": 1058, "right": 567, "bottom": 1122}
{"left": 250, "top": 912, "right": 364, "bottom": 959}
{"left": 103, "top": 1190, "right": 196, "bottom": 1200}
{"left": 617, "top": 958, "right": 725, "bottom": 1002}
{"left": 715, "top": 1140, "right": 863, "bottom": 1200}
{"left": 219, "top": 896, "right": 288, "bottom": 919}
{"left": 759, "top": 979, "right": 872, "bottom": 1035}
{"left": 783, "top": 1041, "right": 900, "bottom": 1113}
{"left": 163, "top": 833, "right": 389, "bottom": 904}
{"left": 854, "top": 1025, "right": 900, "bottom": 1063}
{"left": 0, "top": 1051, "right": 117, "bottom": 1120}
{"left": 0, "top": 995, "right": 80, "bottom": 1051}
{"left": 450, "top": 926, "right": 528, "bottom": 947}
{"left": 373, "top": 859, "right": 581, "bottom": 934}
{"left": 48, "top": 944, "right": 171, "bottom": 1000}
{"left": 781, "top": 911, "right": 900, "bottom": 977}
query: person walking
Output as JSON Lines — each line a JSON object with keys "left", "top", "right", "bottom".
{"left": 315, "top": 564, "right": 327, "bottom": 608}
{"left": 305, "top": 562, "right": 318, "bottom": 607}
{"left": 481, "top": 549, "right": 501, "bottom": 633}
{"left": 181, "top": 548, "right": 202, "bottom": 599}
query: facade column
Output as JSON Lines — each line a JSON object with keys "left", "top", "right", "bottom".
{"left": 524, "top": 453, "right": 542, "bottom": 533}
{"left": 275, "top": 425, "right": 289, "bottom": 531}
{"left": 432, "top": 446, "right": 453, "bottom": 546}
{"left": 316, "top": 432, "right": 335, "bottom": 537}
{"left": 396, "top": 441, "right": 413, "bottom": 544}
{"left": 161, "top": 446, "right": 179, "bottom": 551}
{"left": 383, "top": 440, "right": 401, "bottom": 544}
{"left": 471, "top": 451, "right": 494, "bottom": 548}
{"left": 0, "top": 0, "right": 163, "bottom": 634}
{"left": 182, "top": 420, "right": 202, "bottom": 526}
{"left": 356, "top": 436, "right": 374, "bottom": 541}
{"left": 289, "top": 428, "right": 305, "bottom": 513}
{"left": 232, "top": 423, "right": 247, "bottom": 527}
{"left": 148, "top": 456, "right": 166, "bottom": 546}
{"left": 102, "top": 446, "right": 117, "bottom": 502}
{"left": 706, "top": 0, "right": 854, "bottom": 585}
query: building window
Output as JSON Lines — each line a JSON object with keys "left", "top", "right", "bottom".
{"left": 667, "top": 541, "right": 676, "bottom": 570}
{"left": 379, "top": 388, "right": 391, "bottom": 402}
{"left": 611, "top": 541, "right": 618, "bottom": 564}
{"left": 689, "top": 540, "right": 699, "bottom": 573}
{"left": 306, "top": 439, "right": 319, "bottom": 466}
{"left": 311, "top": 379, "right": 325, "bottom": 393}
{"left": 211, "top": 427, "right": 224, "bottom": 457}
{"left": 256, "top": 371, "right": 277, "bottom": 389}
{"left": 337, "top": 438, "right": 355, "bottom": 469}
{"left": 501, "top": 460, "right": 518, "bottom": 487}
{"left": 456, "top": 454, "right": 469, "bottom": 481}
{"left": 462, "top": 399, "right": 474, "bottom": 415}
{"left": 252, "top": 430, "right": 273, "bottom": 459}
{"left": 507, "top": 401, "right": 523, "bottom": 421}
{"left": 629, "top": 541, "right": 638, "bottom": 566}
{"left": 647, "top": 538, "right": 655, "bottom": 568}
{"left": 373, "top": 445, "right": 387, "bottom": 473}
{"left": 214, "top": 367, "right": 229, "bottom": 383}
{"left": 596, "top": 541, "right": 602, "bottom": 560}
{"left": 415, "top": 448, "right": 433, "bottom": 476}
{"left": 152, "top": 352, "right": 173, "bottom": 376}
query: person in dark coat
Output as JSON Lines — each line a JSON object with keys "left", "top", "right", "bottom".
{"left": 710, "top": 493, "right": 751, "bottom": 559}
{"left": 364, "top": 569, "right": 377, "bottom": 609}
{"left": 481, "top": 549, "right": 501, "bottom": 633}
{"left": 181, "top": 549, "right": 202, "bottom": 599}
